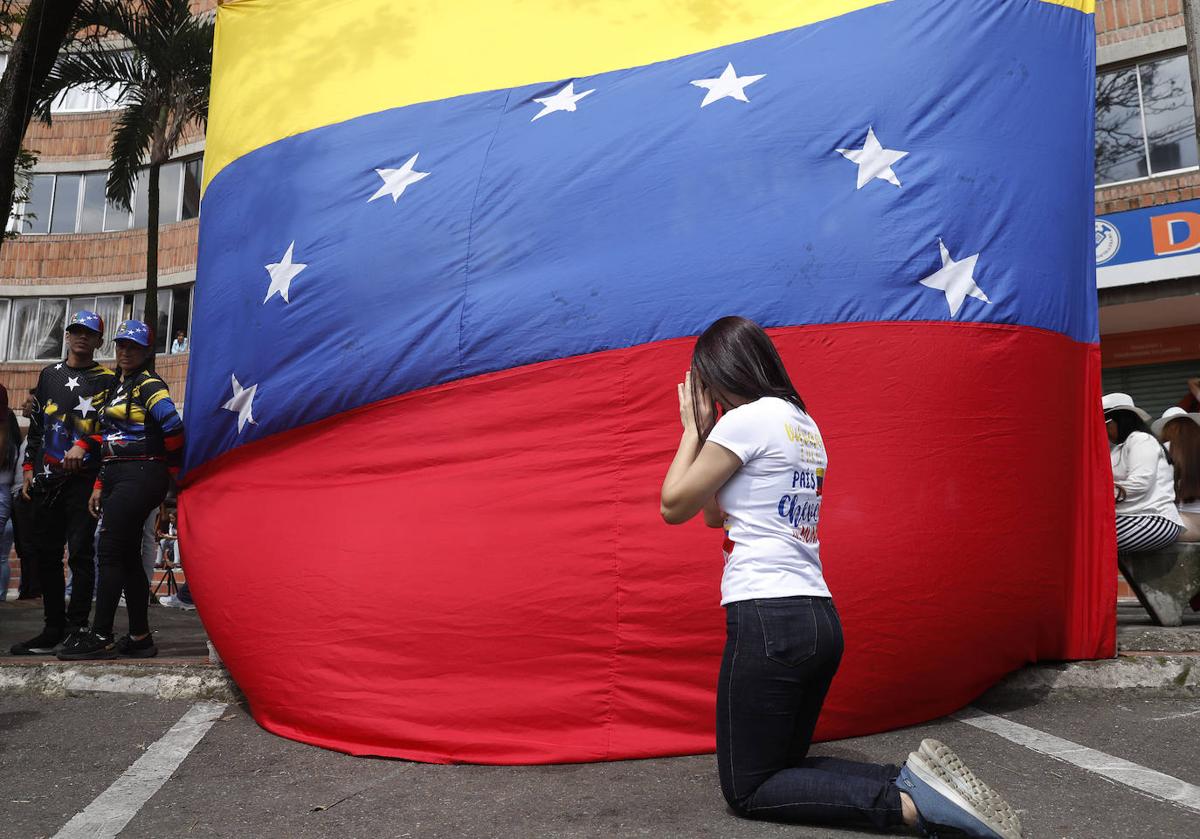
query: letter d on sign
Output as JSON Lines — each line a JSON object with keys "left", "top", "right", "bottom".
{"left": 1151, "top": 212, "right": 1200, "bottom": 255}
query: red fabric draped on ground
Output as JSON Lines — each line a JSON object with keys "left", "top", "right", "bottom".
{"left": 180, "top": 322, "right": 1114, "bottom": 764}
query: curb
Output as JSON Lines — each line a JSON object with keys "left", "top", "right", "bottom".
{"left": 987, "top": 653, "right": 1200, "bottom": 697}
{"left": 0, "top": 654, "right": 1196, "bottom": 703}
{"left": 0, "top": 661, "right": 239, "bottom": 701}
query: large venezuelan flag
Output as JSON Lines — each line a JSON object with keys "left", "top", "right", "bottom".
{"left": 184, "top": 0, "right": 1111, "bottom": 764}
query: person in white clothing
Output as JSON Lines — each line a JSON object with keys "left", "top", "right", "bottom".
{"left": 1152, "top": 406, "right": 1200, "bottom": 542}
{"left": 1105, "top": 393, "right": 1184, "bottom": 552}
{"left": 659, "top": 316, "right": 1020, "bottom": 839}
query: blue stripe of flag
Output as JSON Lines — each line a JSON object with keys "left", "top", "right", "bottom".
{"left": 186, "top": 0, "right": 1095, "bottom": 472}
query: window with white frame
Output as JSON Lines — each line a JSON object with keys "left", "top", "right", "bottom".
{"left": 50, "top": 81, "right": 123, "bottom": 113}
{"left": 8, "top": 298, "right": 68, "bottom": 361}
{"left": 1096, "top": 52, "right": 1200, "bottom": 186}
{"left": 0, "top": 286, "right": 193, "bottom": 362}
{"left": 0, "top": 53, "right": 123, "bottom": 115}
{"left": 10, "top": 155, "right": 203, "bottom": 236}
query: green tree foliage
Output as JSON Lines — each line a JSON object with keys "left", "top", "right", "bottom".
{"left": 0, "top": 0, "right": 85, "bottom": 250}
{"left": 36, "top": 0, "right": 212, "bottom": 360}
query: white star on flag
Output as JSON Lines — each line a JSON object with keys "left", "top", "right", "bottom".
{"left": 74, "top": 395, "right": 95, "bottom": 417}
{"left": 690, "top": 62, "right": 765, "bottom": 107}
{"left": 369, "top": 153, "right": 430, "bottom": 203}
{"left": 531, "top": 82, "right": 595, "bottom": 121}
{"left": 837, "top": 127, "right": 909, "bottom": 189}
{"left": 264, "top": 242, "right": 307, "bottom": 305}
{"left": 65, "top": 376, "right": 80, "bottom": 391}
{"left": 222, "top": 374, "right": 259, "bottom": 433}
{"left": 42, "top": 464, "right": 51, "bottom": 477}
{"left": 55, "top": 363, "right": 62, "bottom": 370}
{"left": 919, "top": 239, "right": 991, "bottom": 318}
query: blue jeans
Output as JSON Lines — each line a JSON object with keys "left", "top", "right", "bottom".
{"left": 716, "top": 596, "right": 905, "bottom": 831}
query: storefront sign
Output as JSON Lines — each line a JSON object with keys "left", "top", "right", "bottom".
{"left": 1096, "top": 198, "right": 1200, "bottom": 288}
{"left": 1101, "top": 323, "right": 1200, "bottom": 368}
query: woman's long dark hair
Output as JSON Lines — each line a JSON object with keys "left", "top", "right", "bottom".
{"left": 1161, "top": 419, "right": 1200, "bottom": 504}
{"left": 1108, "top": 409, "right": 1151, "bottom": 445}
{"left": 690, "top": 316, "right": 806, "bottom": 438}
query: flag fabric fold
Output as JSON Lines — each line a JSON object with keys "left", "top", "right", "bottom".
{"left": 184, "top": 0, "right": 1111, "bottom": 764}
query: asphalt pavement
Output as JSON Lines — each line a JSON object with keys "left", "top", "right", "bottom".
{"left": 0, "top": 600, "right": 1197, "bottom": 837}
{"left": 0, "top": 692, "right": 1197, "bottom": 839}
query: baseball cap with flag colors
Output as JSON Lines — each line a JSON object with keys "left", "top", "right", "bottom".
{"left": 114, "top": 319, "right": 152, "bottom": 347}
{"left": 67, "top": 310, "right": 104, "bottom": 335}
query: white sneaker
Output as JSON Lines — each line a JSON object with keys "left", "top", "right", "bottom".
{"left": 900, "top": 740, "right": 1022, "bottom": 839}
{"left": 158, "top": 595, "right": 196, "bottom": 611}
{"left": 919, "top": 739, "right": 1020, "bottom": 826}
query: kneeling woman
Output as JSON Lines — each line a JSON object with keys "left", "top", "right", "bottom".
{"left": 59, "top": 320, "right": 183, "bottom": 659}
{"left": 660, "top": 316, "right": 1020, "bottom": 839}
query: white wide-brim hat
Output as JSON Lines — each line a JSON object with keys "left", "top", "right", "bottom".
{"left": 1152, "top": 406, "right": 1200, "bottom": 437}
{"left": 1102, "top": 392, "right": 1151, "bottom": 423}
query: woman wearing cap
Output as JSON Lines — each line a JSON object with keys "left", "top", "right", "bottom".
{"left": 659, "top": 316, "right": 1022, "bottom": 839}
{"left": 1105, "top": 393, "right": 1183, "bottom": 552}
{"left": 1152, "top": 407, "right": 1200, "bottom": 542}
{"left": 57, "top": 320, "right": 184, "bottom": 660}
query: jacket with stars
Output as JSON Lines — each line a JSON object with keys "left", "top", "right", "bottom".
{"left": 23, "top": 359, "right": 116, "bottom": 481}
{"left": 74, "top": 367, "right": 184, "bottom": 481}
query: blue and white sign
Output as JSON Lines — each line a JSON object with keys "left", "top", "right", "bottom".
{"left": 1095, "top": 219, "right": 1120, "bottom": 265}
{"left": 1097, "top": 198, "right": 1200, "bottom": 289}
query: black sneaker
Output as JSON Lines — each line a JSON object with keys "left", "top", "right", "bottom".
{"left": 60, "top": 624, "right": 89, "bottom": 647}
{"left": 10, "top": 629, "right": 64, "bottom": 656}
{"left": 56, "top": 629, "right": 117, "bottom": 661}
{"left": 116, "top": 633, "right": 158, "bottom": 658}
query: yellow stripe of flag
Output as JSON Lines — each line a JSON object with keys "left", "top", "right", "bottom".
{"left": 206, "top": 0, "right": 1093, "bottom": 191}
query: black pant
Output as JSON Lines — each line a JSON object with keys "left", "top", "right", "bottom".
{"left": 94, "top": 461, "right": 169, "bottom": 638}
{"left": 716, "top": 596, "right": 905, "bottom": 831}
{"left": 12, "top": 491, "right": 40, "bottom": 597}
{"left": 32, "top": 475, "right": 99, "bottom": 631}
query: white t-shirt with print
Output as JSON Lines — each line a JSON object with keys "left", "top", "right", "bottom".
{"left": 706, "top": 396, "right": 831, "bottom": 605}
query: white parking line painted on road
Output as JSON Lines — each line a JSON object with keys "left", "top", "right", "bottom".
{"left": 954, "top": 707, "right": 1200, "bottom": 814}
{"left": 52, "top": 700, "right": 227, "bottom": 839}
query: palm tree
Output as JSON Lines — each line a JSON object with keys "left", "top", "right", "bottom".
{"left": 34, "top": 0, "right": 212, "bottom": 360}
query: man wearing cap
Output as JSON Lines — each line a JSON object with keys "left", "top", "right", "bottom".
{"left": 9, "top": 311, "right": 116, "bottom": 655}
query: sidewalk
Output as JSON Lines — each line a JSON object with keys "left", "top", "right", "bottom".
{"left": 0, "top": 599, "right": 1196, "bottom": 703}
{"left": 0, "top": 594, "right": 230, "bottom": 700}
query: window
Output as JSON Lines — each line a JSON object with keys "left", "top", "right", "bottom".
{"left": 103, "top": 189, "right": 132, "bottom": 232}
{"left": 0, "top": 300, "right": 10, "bottom": 364}
{"left": 51, "top": 82, "right": 122, "bottom": 114}
{"left": 1, "top": 52, "right": 122, "bottom": 114}
{"left": 133, "top": 290, "right": 172, "bottom": 354}
{"left": 158, "top": 163, "right": 182, "bottom": 226}
{"left": 1096, "top": 53, "right": 1200, "bottom": 186}
{"left": 170, "top": 286, "right": 192, "bottom": 352}
{"left": 21, "top": 174, "right": 53, "bottom": 235}
{"left": 0, "top": 286, "right": 193, "bottom": 361}
{"left": 8, "top": 298, "right": 68, "bottom": 361}
{"left": 132, "top": 170, "right": 150, "bottom": 229}
{"left": 7, "top": 155, "right": 203, "bottom": 235}
{"left": 182, "top": 158, "right": 202, "bottom": 220}
{"left": 49, "top": 174, "right": 81, "bottom": 234}
{"left": 79, "top": 173, "right": 107, "bottom": 234}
